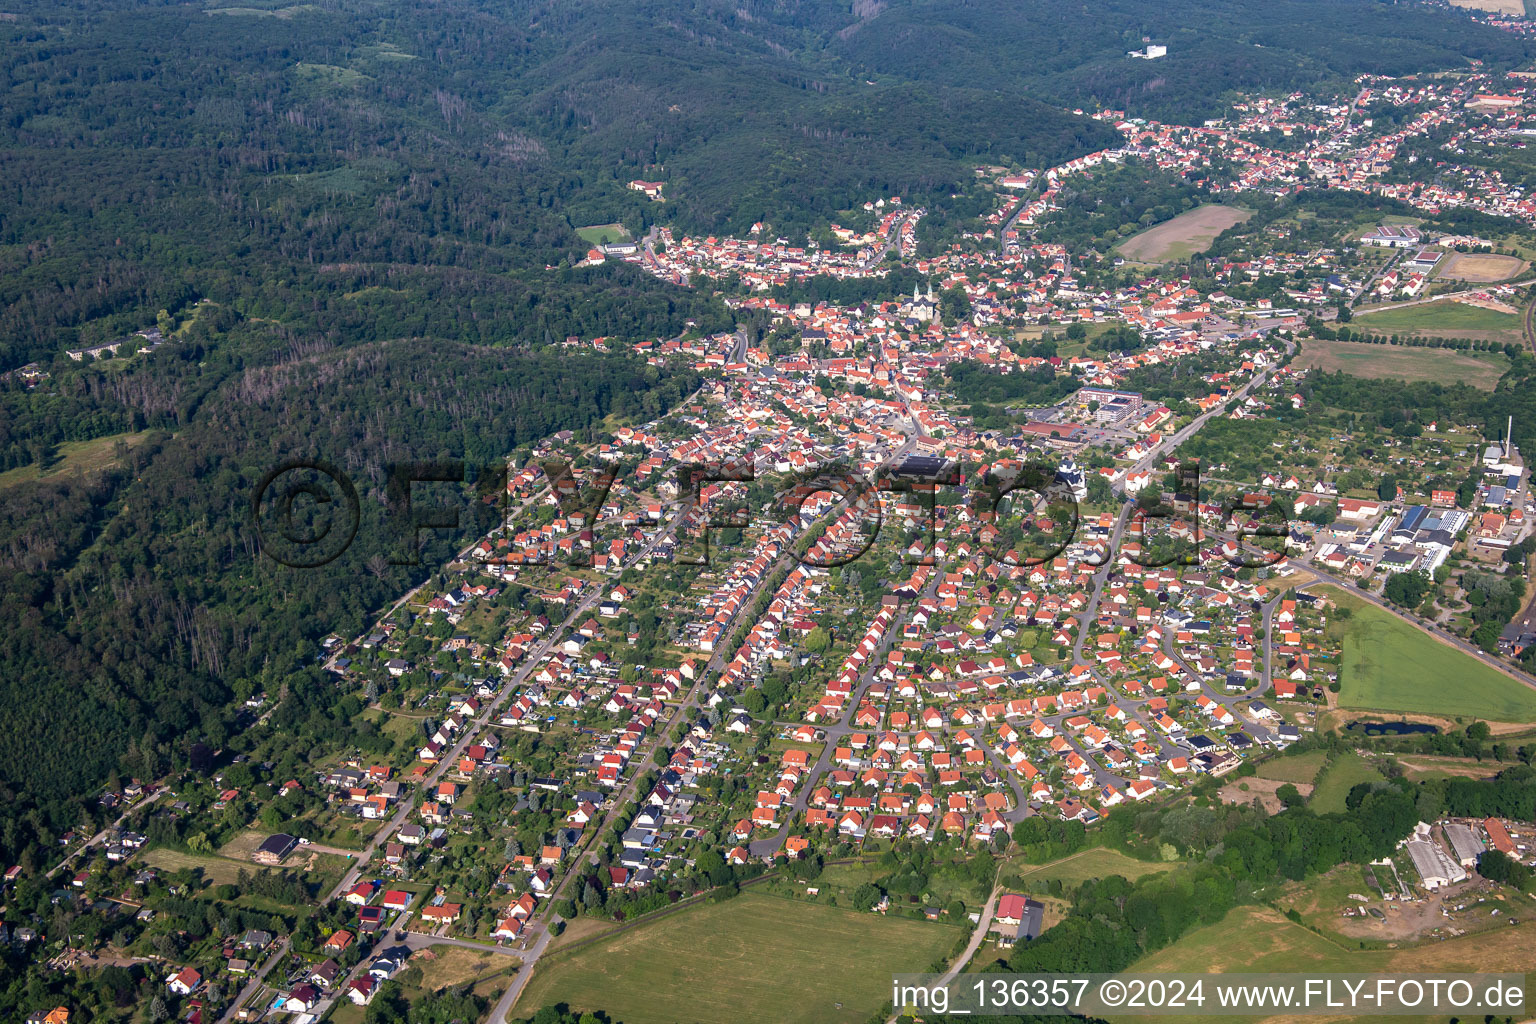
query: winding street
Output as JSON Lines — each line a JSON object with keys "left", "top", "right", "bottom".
{"left": 46, "top": 789, "right": 164, "bottom": 882}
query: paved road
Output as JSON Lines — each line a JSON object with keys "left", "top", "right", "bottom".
{"left": 223, "top": 512, "right": 688, "bottom": 1022}
{"left": 486, "top": 927, "right": 554, "bottom": 1024}
{"left": 750, "top": 343, "right": 1299, "bottom": 848}
{"left": 1293, "top": 561, "right": 1536, "bottom": 692}
{"left": 859, "top": 210, "right": 921, "bottom": 270}
{"left": 235, "top": 326, "right": 1494, "bottom": 1019}
{"left": 217, "top": 938, "right": 290, "bottom": 1024}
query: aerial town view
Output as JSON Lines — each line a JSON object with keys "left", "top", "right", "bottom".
{"left": 11, "top": 1, "right": 1536, "bottom": 1023}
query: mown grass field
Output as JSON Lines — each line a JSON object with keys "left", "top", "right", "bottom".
{"left": 1252, "top": 749, "right": 1328, "bottom": 786}
{"left": 1320, "top": 586, "right": 1536, "bottom": 722}
{"left": 575, "top": 222, "right": 632, "bottom": 246}
{"left": 1010, "top": 848, "right": 1176, "bottom": 887}
{"left": 1116, "top": 205, "right": 1250, "bottom": 262}
{"left": 1297, "top": 338, "right": 1508, "bottom": 390}
{"left": 516, "top": 891, "right": 961, "bottom": 1024}
{"left": 1309, "top": 751, "right": 1386, "bottom": 814}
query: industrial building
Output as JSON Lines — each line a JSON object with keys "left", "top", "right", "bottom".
{"left": 1405, "top": 829, "right": 1468, "bottom": 890}
{"left": 1444, "top": 822, "right": 1486, "bottom": 868}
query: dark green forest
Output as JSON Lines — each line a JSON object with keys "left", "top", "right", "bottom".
{"left": 831, "top": 0, "right": 1534, "bottom": 123}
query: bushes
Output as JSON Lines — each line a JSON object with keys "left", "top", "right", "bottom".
{"left": 994, "top": 770, "right": 1536, "bottom": 981}
{"left": 1478, "top": 850, "right": 1534, "bottom": 891}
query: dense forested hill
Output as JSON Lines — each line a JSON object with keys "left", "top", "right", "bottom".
{"left": 832, "top": 0, "right": 1534, "bottom": 123}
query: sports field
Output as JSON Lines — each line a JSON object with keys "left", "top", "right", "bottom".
{"left": 1436, "top": 252, "right": 1526, "bottom": 282}
{"left": 515, "top": 891, "right": 962, "bottom": 1024}
{"left": 1297, "top": 338, "right": 1508, "bottom": 390}
{"left": 575, "top": 222, "right": 632, "bottom": 246}
{"left": 1319, "top": 586, "right": 1536, "bottom": 722}
{"left": 1116, "top": 205, "right": 1251, "bottom": 263}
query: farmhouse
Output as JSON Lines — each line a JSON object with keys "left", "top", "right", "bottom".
{"left": 991, "top": 893, "right": 1044, "bottom": 947}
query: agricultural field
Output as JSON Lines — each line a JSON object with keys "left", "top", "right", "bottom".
{"left": 1317, "top": 586, "right": 1536, "bottom": 721}
{"left": 1351, "top": 298, "right": 1523, "bottom": 341}
{"left": 1436, "top": 251, "right": 1527, "bottom": 281}
{"left": 1448, "top": 0, "right": 1524, "bottom": 13}
{"left": 1116, "top": 205, "right": 1251, "bottom": 262}
{"left": 1309, "top": 752, "right": 1386, "bottom": 814}
{"left": 515, "top": 891, "right": 962, "bottom": 1024}
{"left": 575, "top": 222, "right": 633, "bottom": 246}
{"left": 1297, "top": 337, "right": 1509, "bottom": 390}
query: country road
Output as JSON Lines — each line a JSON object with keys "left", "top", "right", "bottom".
{"left": 886, "top": 878, "right": 1002, "bottom": 1024}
